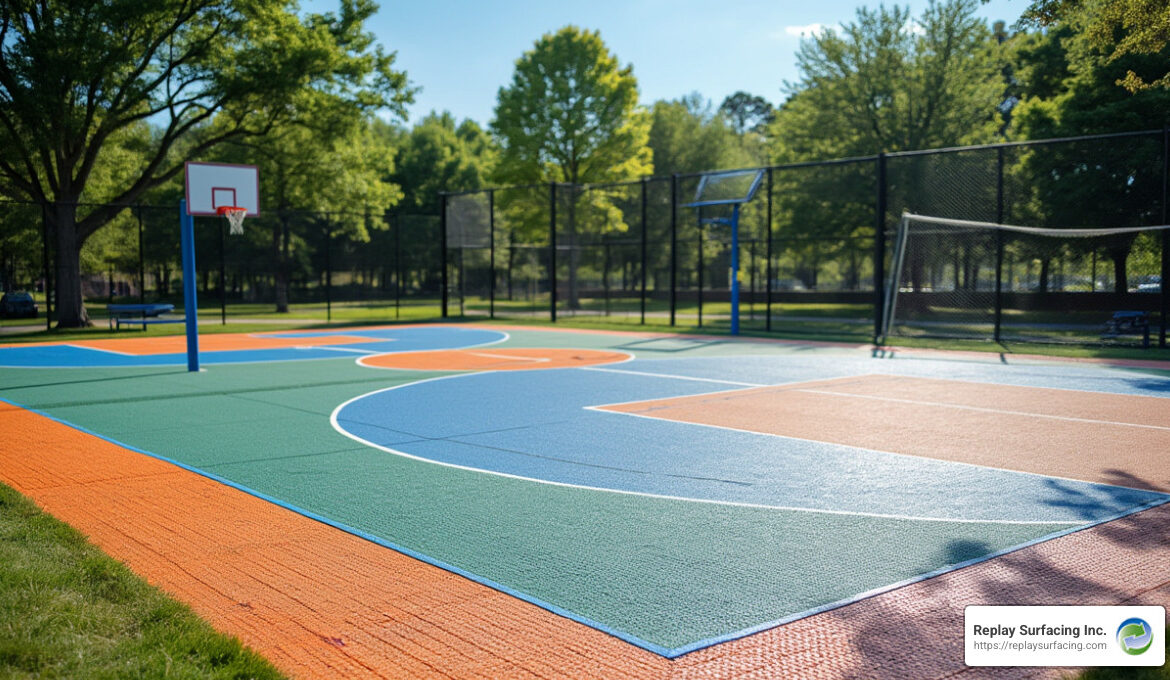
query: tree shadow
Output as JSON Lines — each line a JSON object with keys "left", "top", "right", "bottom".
{"left": 830, "top": 469, "right": 1170, "bottom": 679}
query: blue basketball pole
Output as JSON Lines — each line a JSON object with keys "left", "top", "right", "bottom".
{"left": 730, "top": 204, "right": 740, "bottom": 336}
{"left": 179, "top": 200, "right": 200, "bottom": 372}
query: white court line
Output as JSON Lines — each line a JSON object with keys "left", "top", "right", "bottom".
{"left": 466, "top": 351, "right": 551, "bottom": 363}
{"left": 303, "top": 346, "right": 381, "bottom": 355}
{"left": 354, "top": 332, "right": 511, "bottom": 370}
{"left": 796, "top": 389, "right": 1170, "bottom": 432}
{"left": 581, "top": 365, "right": 767, "bottom": 387}
{"left": 331, "top": 372, "right": 1100, "bottom": 526}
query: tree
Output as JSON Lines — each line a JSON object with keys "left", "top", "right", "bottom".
{"left": 491, "top": 26, "right": 652, "bottom": 307}
{"left": 768, "top": 0, "right": 1004, "bottom": 289}
{"left": 392, "top": 112, "right": 497, "bottom": 215}
{"left": 649, "top": 94, "right": 760, "bottom": 175}
{"left": 1006, "top": 2, "right": 1170, "bottom": 291}
{"left": 718, "top": 92, "right": 775, "bottom": 136}
{"left": 0, "top": 0, "right": 411, "bottom": 326}
{"left": 217, "top": 114, "right": 403, "bottom": 312}
{"left": 772, "top": 0, "right": 1003, "bottom": 158}
{"left": 1019, "top": 0, "right": 1170, "bottom": 91}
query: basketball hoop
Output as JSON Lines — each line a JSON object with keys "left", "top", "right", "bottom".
{"left": 216, "top": 206, "right": 247, "bottom": 235}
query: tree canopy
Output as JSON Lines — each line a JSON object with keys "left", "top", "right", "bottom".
{"left": 491, "top": 25, "right": 652, "bottom": 186}
{"left": 771, "top": 0, "right": 1003, "bottom": 160}
{"left": 0, "top": 0, "right": 412, "bottom": 326}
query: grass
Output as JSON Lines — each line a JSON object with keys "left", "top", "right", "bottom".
{"left": 3, "top": 294, "right": 1170, "bottom": 364}
{"left": 0, "top": 482, "right": 287, "bottom": 680}
{"left": 1076, "top": 643, "right": 1170, "bottom": 679}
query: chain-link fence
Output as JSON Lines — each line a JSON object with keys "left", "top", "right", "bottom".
{"left": 1, "top": 201, "right": 443, "bottom": 330}
{"left": 4, "top": 129, "right": 1167, "bottom": 348}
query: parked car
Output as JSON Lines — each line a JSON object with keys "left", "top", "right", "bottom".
{"left": 0, "top": 291, "right": 38, "bottom": 318}
{"left": 1134, "top": 275, "right": 1161, "bottom": 293}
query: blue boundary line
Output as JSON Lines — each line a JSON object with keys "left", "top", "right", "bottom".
{"left": 6, "top": 394, "right": 1170, "bottom": 659}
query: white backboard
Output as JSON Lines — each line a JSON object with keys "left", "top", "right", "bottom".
{"left": 184, "top": 161, "right": 260, "bottom": 216}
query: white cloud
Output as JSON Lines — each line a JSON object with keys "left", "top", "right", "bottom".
{"left": 773, "top": 23, "right": 827, "bottom": 40}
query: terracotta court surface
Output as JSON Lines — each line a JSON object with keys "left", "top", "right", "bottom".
{"left": 1, "top": 324, "right": 1168, "bottom": 678}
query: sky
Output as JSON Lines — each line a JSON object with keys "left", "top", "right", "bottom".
{"left": 304, "top": 0, "right": 1025, "bottom": 129}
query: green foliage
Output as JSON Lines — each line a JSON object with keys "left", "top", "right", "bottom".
{"left": 718, "top": 92, "right": 776, "bottom": 136}
{"left": 0, "top": 0, "right": 412, "bottom": 326}
{"left": 392, "top": 112, "right": 497, "bottom": 214}
{"left": 771, "top": 0, "right": 1003, "bottom": 160}
{"left": 491, "top": 26, "right": 652, "bottom": 185}
{"left": 0, "top": 482, "right": 287, "bottom": 679}
{"left": 649, "top": 94, "right": 762, "bottom": 175}
{"left": 1019, "top": 0, "right": 1170, "bottom": 92}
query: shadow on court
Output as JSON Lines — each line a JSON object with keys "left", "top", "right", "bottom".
{"left": 841, "top": 470, "right": 1170, "bottom": 679}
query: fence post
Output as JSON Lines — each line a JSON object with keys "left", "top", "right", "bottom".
{"left": 41, "top": 202, "right": 52, "bottom": 331}
{"left": 489, "top": 190, "right": 496, "bottom": 319}
{"left": 1161, "top": 125, "right": 1168, "bottom": 349}
{"left": 994, "top": 147, "right": 1005, "bottom": 343}
{"left": 549, "top": 182, "right": 557, "bottom": 323}
{"left": 873, "top": 152, "right": 887, "bottom": 343}
{"left": 393, "top": 212, "right": 401, "bottom": 320}
{"left": 439, "top": 193, "right": 448, "bottom": 318}
{"left": 670, "top": 174, "right": 678, "bottom": 326}
{"left": 136, "top": 204, "right": 145, "bottom": 308}
{"left": 765, "top": 168, "right": 773, "bottom": 332}
{"left": 324, "top": 221, "right": 332, "bottom": 323}
{"left": 640, "top": 177, "right": 648, "bottom": 324}
{"left": 697, "top": 206, "right": 704, "bottom": 328}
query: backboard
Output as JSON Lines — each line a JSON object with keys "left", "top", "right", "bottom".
{"left": 185, "top": 161, "right": 260, "bottom": 216}
{"left": 682, "top": 168, "right": 765, "bottom": 208}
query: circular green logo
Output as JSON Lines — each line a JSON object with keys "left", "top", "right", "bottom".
{"left": 1117, "top": 618, "right": 1153, "bottom": 655}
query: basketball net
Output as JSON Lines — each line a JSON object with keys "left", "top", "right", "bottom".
{"left": 217, "top": 206, "right": 247, "bottom": 235}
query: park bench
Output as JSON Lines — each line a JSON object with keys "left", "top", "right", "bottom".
{"left": 107, "top": 303, "right": 184, "bottom": 331}
{"left": 1101, "top": 310, "right": 1150, "bottom": 348}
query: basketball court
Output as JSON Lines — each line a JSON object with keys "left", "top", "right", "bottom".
{"left": 1, "top": 323, "right": 1168, "bottom": 678}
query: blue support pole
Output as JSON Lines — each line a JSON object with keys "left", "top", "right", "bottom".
{"left": 179, "top": 200, "right": 199, "bottom": 372}
{"left": 730, "top": 204, "right": 740, "bottom": 335}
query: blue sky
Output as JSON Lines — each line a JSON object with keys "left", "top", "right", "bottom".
{"left": 305, "top": 0, "right": 1025, "bottom": 128}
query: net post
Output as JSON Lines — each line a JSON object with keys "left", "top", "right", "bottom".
{"left": 440, "top": 193, "right": 448, "bottom": 318}
{"left": 670, "top": 174, "right": 678, "bottom": 326}
{"left": 994, "top": 147, "right": 1005, "bottom": 344}
{"left": 640, "top": 177, "right": 648, "bottom": 325}
{"left": 549, "top": 182, "right": 557, "bottom": 323}
{"left": 873, "top": 152, "right": 887, "bottom": 343}
{"left": 179, "top": 199, "right": 199, "bottom": 372}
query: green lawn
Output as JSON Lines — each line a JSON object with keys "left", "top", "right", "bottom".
{"left": 0, "top": 483, "right": 286, "bottom": 680}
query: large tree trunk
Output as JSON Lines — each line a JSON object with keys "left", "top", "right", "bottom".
{"left": 1110, "top": 247, "right": 1129, "bottom": 293}
{"left": 52, "top": 202, "right": 91, "bottom": 328}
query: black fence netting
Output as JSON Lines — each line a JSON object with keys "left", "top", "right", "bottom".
{"left": 4, "top": 129, "right": 1166, "bottom": 348}
{"left": 884, "top": 134, "right": 1166, "bottom": 347}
